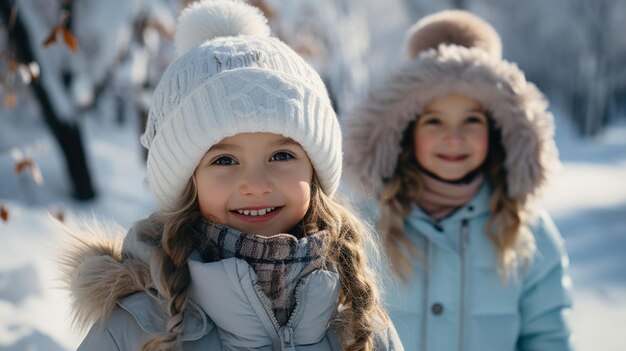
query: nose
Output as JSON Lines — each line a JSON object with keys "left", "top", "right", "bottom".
{"left": 444, "top": 127, "right": 464, "bottom": 145}
{"left": 239, "top": 167, "right": 273, "bottom": 197}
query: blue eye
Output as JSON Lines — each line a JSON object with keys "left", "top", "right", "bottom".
{"left": 212, "top": 156, "right": 237, "bottom": 166}
{"left": 270, "top": 152, "right": 295, "bottom": 162}
{"left": 466, "top": 116, "right": 486, "bottom": 124}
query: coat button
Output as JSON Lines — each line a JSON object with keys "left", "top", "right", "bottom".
{"left": 468, "top": 205, "right": 474, "bottom": 211}
{"left": 431, "top": 303, "right": 444, "bottom": 315}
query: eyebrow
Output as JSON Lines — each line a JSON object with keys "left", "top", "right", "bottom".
{"left": 422, "top": 108, "right": 486, "bottom": 114}
{"left": 272, "top": 138, "right": 300, "bottom": 147}
{"left": 207, "top": 137, "right": 300, "bottom": 153}
{"left": 207, "top": 143, "right": 238, "bottom": 152}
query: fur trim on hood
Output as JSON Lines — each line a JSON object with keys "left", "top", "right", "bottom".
{"left": 342, "top": 10, "right": 559, "bottom": 203}
{"left": 58, "top": 221, "right": 152, "bottom": 332}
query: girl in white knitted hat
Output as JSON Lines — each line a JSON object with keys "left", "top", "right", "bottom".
{"left": 60, "top": 1, "right": 403, "bottom": 350}
{"left": 343, "top": 10, "right": 573, "bottom": 351}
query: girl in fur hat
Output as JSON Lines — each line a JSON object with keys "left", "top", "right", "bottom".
{"left": 60, "top": 1, "right": 403, "bottom": 350}
{"left": 342, "top": 10, "right": 573, "bottom": 351}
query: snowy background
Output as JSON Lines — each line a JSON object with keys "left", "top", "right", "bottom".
{"left": 4, "top": 105, "right": 626, "bottom": 351}
{"left": 1, "top": 0, "right": 625, "bottom": 350}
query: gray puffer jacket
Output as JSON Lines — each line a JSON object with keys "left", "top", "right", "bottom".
{"left": 64, "top": 224, "right": 403, "bottom": 351}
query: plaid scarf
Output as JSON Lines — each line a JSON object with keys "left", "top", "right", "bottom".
{"left": 195, "top": 220, "right": 328, "bottom": 326}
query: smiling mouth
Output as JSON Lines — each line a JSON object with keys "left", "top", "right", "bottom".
{"left": 437, "top": 154, "right": 469, "bottom": 162}
{"left": 230, "top": 206, "right": 283, "bottom": 223}
{"left": 234, "top": 207, "right": 278, "bottom": 216}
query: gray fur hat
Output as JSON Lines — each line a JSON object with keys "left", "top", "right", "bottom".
{"left": 342, "top": 10, "right": 559, "bottom": 203}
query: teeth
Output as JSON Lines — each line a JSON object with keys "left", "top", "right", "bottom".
{"left": 236, "top": 207, "right": 276, "bottom": 216}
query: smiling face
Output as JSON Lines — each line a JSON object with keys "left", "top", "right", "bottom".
{"left": 413, "top": 94, "right": 489, "bottom": 181}
{"left": 194, "top": 132, "right": 313, "bottom": 237}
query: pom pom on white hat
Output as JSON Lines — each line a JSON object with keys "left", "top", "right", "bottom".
{"left": 175, "top": 0, "right": 270, "bottom": 57}
{"left": 142, "top": 0, "right": 340, "bottom": 211}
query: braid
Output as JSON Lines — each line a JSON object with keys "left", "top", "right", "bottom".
{"left": 334, "top": 222, "right": 379, "bottom": 351}
{"left": 306, "top": 178, "right": 389, "bottom": 351}
{"left": 142, "top": 181, "right": 201, "bottom": 351}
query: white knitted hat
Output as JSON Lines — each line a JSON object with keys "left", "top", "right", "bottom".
{"left": 141, "top": 0, "right": 341, "bottom": 211}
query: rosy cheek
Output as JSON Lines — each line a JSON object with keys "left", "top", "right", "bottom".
{"left": 414, "top": 147, "right": 429, "bottom": 166}
{"left": 478, "top": 131, "right": 489, "bottom": 149}
{"left": 473, "top": 136, "right": 489, "bottom": 162}
{"left": 197, "top": 198, "right": 214, "bottom": 220}
{"left": 414, "top": 134, "right": 433, "bottom": 162}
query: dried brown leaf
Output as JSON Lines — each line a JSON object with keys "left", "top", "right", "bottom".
{"left": 0, "top": 206, "right": 8, "bottom": 223}
{"left": 62, "top": 27, "right": 79, "bottom": 53}
{"left": 42, "top": 27, "right": 60, "bottom": 48}
{"left": 51, "top": 209, "right": 65, "bottom": 223}
{"left": 4, "top": 93, "right": 17, "bottom": 109}
{"left": 14, "top": 158, "right": 34, "bottom": 175}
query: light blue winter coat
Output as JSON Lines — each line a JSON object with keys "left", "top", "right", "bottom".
{"left": 378, "top": 184, "right": 573, "bottom": 351}
{"left": 340, "top": 9, "right": 575, "bottom": 351}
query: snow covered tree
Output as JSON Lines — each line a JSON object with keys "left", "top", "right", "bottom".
{"left": 1, "top": 0, "right": 95, "bottom": 200}
{"left": 1, "top": 0, "right": 176, "bottom": 199}
{"left": 258, "top": 0, "right": 369, "bottom": 115}
{"left": 567, "top": 0, "right": 626, "bottom": 135}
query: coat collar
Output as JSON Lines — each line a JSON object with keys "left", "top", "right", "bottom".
{"left": 187, "top": 255, "right": 340, "bottom": 348}
{"left": 404, "top": 182, "right": 491, "bottom": 251}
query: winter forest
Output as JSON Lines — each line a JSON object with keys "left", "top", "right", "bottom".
{"left": 1, "top": 0, "right": 625, "bottom": 350}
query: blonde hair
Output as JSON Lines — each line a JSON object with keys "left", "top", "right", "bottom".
{"left": 141, "top": 176, "right": 388, "bottom": 351}
{"left": 379, "top": 119, "right": 534, "bottom": 282}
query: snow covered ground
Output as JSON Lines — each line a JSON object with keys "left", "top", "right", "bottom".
{"left": 544, "top": 116, "right": 626, "bottom": 351}
{"left": 1, "top": 106, "right": 625, "bottom": 350}
{"left": 0, "top": 115, "right": 154, "bottom": 351}
{"left": 1, "top": 0, "right": 625, "bottom": 347}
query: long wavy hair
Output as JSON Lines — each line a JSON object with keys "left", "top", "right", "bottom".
{"left": 379, "top": 116, "right": 534, "bottom": 282}
{"left": 139, "top": 175, "right": 388, "bottom": 351}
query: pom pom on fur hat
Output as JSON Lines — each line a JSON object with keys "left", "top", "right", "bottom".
{"left": 175, "top": 0, "right": 271, "bottom": 57}
{"left": 405, "top": 10, "right": 502, "bottom": 60}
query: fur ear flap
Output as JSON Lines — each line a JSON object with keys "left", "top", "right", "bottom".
{"left": 405, "top": 10, "right": 502, "bottom": 60}
{"left": 175, "top": 0, "right": 271, "bottom": 57}
{"left": 56, "top": 220, "right": 151, "bottom": 331}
